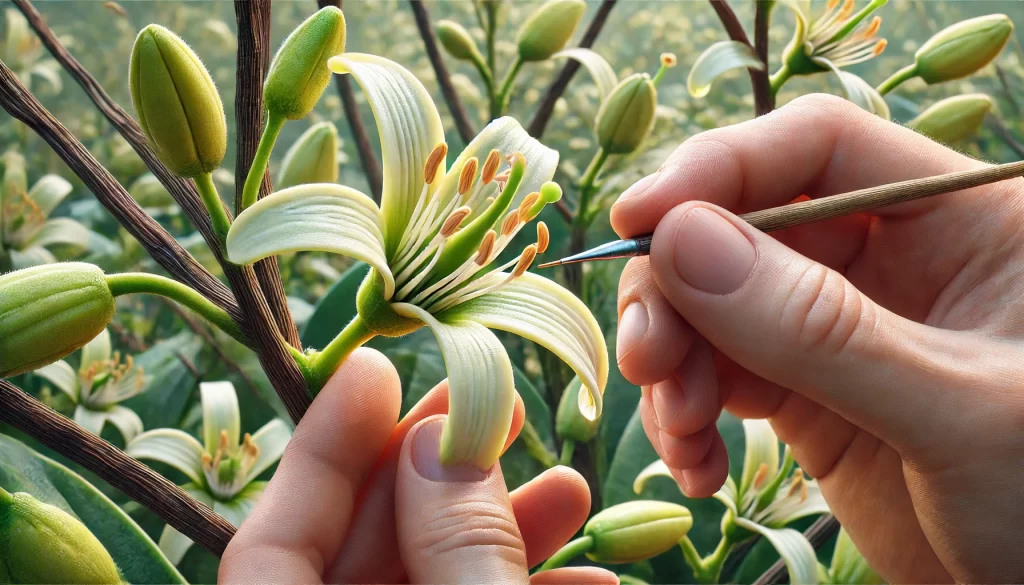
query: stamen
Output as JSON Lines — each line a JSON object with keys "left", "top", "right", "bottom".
{"left": 660, "top": 52, "right": 677, "bottom": 67}
{"left": 219, "top": 429, "right": 230, "bottom": 451}
{"left": 839, "top": 0, "right": 854, "bottom": 20}
{"left": 458, "top": 157, "right": 479, "bottom": 196}
{"left": 482, "top": 149, "right": 501, "bottom": 184}
{"left": 424, "top": 143, "right": 448, "bottom": 184}
{"left": 441, "top": 206, "right": 473, "bottom": 238}
{"left": 827, "top": 0, "right": 839, "bottom": 9}
{"left": 475, "top": 230, "right": 497, "bottom": 265}
{"left": 536, "top": 222, "right": 550, "bottom": 254}
{"left": 862, "top": 15, "right": 881, "bottom": 37}
{"left": 787, "top": 469, "right": 805, "bottom": 498}
{"left": 493, "top": 170, "right": 511, "bottom": 188}
{"left": 202, "top": 453, "right": 213, "bottom": 469}
{"left": 500, "top": 210, "right": 520, "bottom": 237}
{"left": 517, "top": 192, "right": 540, "bottom": 220}
{"left": 512, "top": 244, "right": 537, "bottom": 278}
{"left": 872, "top": 38, "right": 887, "bottom": 55}
{"left": 753, "top": 463, "right": 770, "bottom": 490}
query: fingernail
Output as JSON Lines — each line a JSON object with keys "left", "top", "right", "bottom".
{"left": 616, "top": 301, "right": 649, "bottom": 362}
{"left": 672, "top": 208, "right": 755, "bottom": 295}
{"left": 616, "top": 173, "right": 659, "bottom": 205}
{"left": 412, "top": 419, "right": 488, "bottom": 482}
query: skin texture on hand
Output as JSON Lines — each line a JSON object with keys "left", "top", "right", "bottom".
{"left": 218, "top": 348, "right": 618, "bottom": 585}
{"left": 612, "top": 94, "right": 1024, "bottom": 583}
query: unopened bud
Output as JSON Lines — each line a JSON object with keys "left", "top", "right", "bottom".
{"left": 265, "top": 6, "right": 347, "bottom": 120}
{"left": 0, "top": 264, "right": 115, "bottom": 377}
{"left": 595, "top": 74, "right": 657, "bottom": 154}
{"left": 130, "top": 25, "right": 226, "bottom": 178}
{"left": 909, "top": 93, "right": 993, "bottom": 144}
{"left": 584, "top": 500, "right": 693, "bottom": 564}
{"left": 437, "top": 20, "right": 481, "bottom": 62}
{"left": 517, "top": 0, "right": 586, "bottom": 62}
{"left": 914, "top": 14, "right": 1013, "bottom": 84}
{"left": 556, "top": 377, "right": 599, "bottom": 442}
{"left": 276, "top": 121, "right": 340, "bottom": 189}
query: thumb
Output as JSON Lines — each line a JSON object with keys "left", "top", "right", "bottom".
{"left": 396, "top": 416, "right": 529, "bottom": 585}
{"left": 648, "top": 202, "right": 975, "bottom": 445}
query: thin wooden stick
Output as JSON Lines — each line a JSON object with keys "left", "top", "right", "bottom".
{"left": 0, "top": 381, "right": 236, "bottom": 557}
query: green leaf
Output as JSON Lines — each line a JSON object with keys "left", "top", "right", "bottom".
{"left": 687, "top": 41, "right": 765, "bottom": 98}
{"left": 300, "top": 261, "right": 369, "bottom": 350}
{"left": 0, "top": 433, "right": 186, "bottom": 584}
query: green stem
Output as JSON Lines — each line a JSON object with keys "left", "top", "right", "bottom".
{"left": 575, "top": 148, "right": 610, "bottom": 225}
{"left": 493, "top": 56, "right": 523, "bottom": 118}
{"left": 306, "top": 316, "right": 375, "bottom": 394}
{"left": 538, "top": 535, "right": 594, "bottom": 571}
{"left": 105, "top": 273, "right": 246, "bottom": 345}
{"left": 678, "top": 535, "right": 706, "bottom": 579}
{"left": 0, "top": 485, "right": 12, "bottom": 505}
{"left": 470, "top": 51, "right": 495, "bottom": 104}
{"left": 194, "top": 172, "right": 232, "bottom": 243}
{"left": 485, "top": 1, "right": 498, "bottom": 88}
{"left": 876, "top": 64, "right": 918, "bottom": 96}
{"left": 678, "top": 533, "right": 735, "bottom": 584}
{"left": 558, "top": 439, "right": 576, "bottom": 467}
{"left": 520, "top": 419, "right": 558, "bottom": 468}
{"left": 240, "top": 112, "right": 285, "bottom": 212}
{"left": 768, "top": 64, "right": 792, "bottom": 98}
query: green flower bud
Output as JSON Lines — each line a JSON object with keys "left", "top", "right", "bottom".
{"left": 915, "top": 14, "right": 1013, "bottom": 84}
{"left": 0, "top": 488, "right": 122, "bottom": 584}
{"left": 516, "top": 0, "right": 586, "bottom": 62}
{"left": 0, "top": 263, "right": 115, "bottom": 377}
{"left": 130, "top": 25, "right": 226, "bottom": 178}
{"left": 909, "top": 94, "right": 993, "bottom": 144}
{"left": 437, "top": 20, "right": 482, "bottom": 62}
{"left": 584, "top": 500, "right": 692, "bottom": 564}
{"left": 128, "top": 173, "right": 176, "bottom": 208}
{"left": 556, "top": 377, "right": 598, "bottom": 443}
{"left": 276, "top": 121, "right": 340, "bottom": 189}
{"left": 265, "top": 6, "right": 346, "bottom": 120}
{"left": 595, "top": 74, "right": 657, "bottom": 155}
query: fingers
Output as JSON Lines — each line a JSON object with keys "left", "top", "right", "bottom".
{"left": 509, "top": 466, "right": 592, "bottom": 568}
{"left": 219, "top": 348, "right": 402, "bottom": 584}
{"left": 397, "top": 416, "right": 529, "bottom": 584}
{"left": 530, "top": 567, "right": 621, "bottom": 585}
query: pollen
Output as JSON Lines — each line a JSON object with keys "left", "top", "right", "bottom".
{"left": 512, "top": 244, "right": 538, "bottom": 278}
{"left": 839, "top": 0, "right": 854, "bottom": 19}
{"left": 660, "top": 52, "right": 677, "bottom": 68}
{"left": 475, "top": 230, "right": 497, "bottom": 265}
{"left": 482, "top": 149, "right": 502, "bottom": 184}
{"left": 863, "top": 15, "right": 881, "bottom": 38}
{"left": 242, "top": 432, "right": 259, "bottom": 459}
{"left": 536, "top": 222, "right": 550, "bottom": 254}
{"left": 201, "top": 452, "right": 213, "bottom": 468}
{"left": 441, "top": 206, "right": 473, "bottom": 237}
{"left": 787, "top": 468, "right": 806, "bottom": 499}
{"left": 872, "top": 38, "right": 887, "bottom": 56}
{"left": 827, "top": 0, "right": 840, "bottom": 9}
{"left": 424, "top": 143, "right": 448, "bottom": 184}
{"left": 517, "top": 192, "right": 540, "bottom": 219}
{"left": 458, "top": 157, "right": 479, "bottom": 196}
{"left": 500, "top": 210, "right": 520, "bottom": 237}
{"left": 753, "top": 463, "right": 770, "bottom": 490}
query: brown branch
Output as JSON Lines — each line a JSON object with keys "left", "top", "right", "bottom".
{"left": 753, "top": 0, "right": 774, "bottom": 116}
{"left": 0, "top": 380, "right": 236, "bottom": 557}
{"left": 234, "top": 0, "right": 301, "bottom": 350}
{"left": 408, "top": 0, "right": 476, "bottom": 143}
{"left": 318, "top": 0, "right": 383, "bottom": 202}
{"left": 527, "top": 0, "right": 616, "bottom": 139}
{"left": 986, "top": 115, "right": 1024, "bottom": 158}
{"left": 753, "top": 515, "right": 839, "bottom": 585}
{"left": 12, "top": 0, "right": 242, "bottom": 322}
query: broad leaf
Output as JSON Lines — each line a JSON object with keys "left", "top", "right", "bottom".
{"left": 688, "top": 41, "right": 765, "bottom": 98}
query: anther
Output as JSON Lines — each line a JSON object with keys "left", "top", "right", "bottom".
{"left": 787, "top": 469, "right": 805, "bottom": 498}
{"left": 517, "top": 192, "right": 540, "bottom": 219}
{"left": 475, "top": 230, "right": 497, "bottom": 265}
{"left": 423, "top": 143, "right": 448, "bottom": 184}
{"left": 827, "top": 0, "right": 840, "bottom": 9}
{"left": 458, "top": 157, "right": 479, "bottom": 196}
{"left": 863, "top": 15, "right": 881, "bottom": 37}
{"left": 512, "top": 244, "right": 538, "bottom": 278}
{"left": 660, "top": 53, "right": 677, "bottom": 68}
{"left": 482, "top": 149, "right": 501, "bottom": 184}
{"left": 201, "top": 453, "right": 213, "bottom": 469}
{"left": 441, "top": 206, "right": 473, "bottom": 237}
{"left": 536, "top": 222, "right": 550, "bottom": 254}
{"left": 753, "top": 463, "right": 770, "bottom": 490}
{"left": 872, "top": 38, "right": 887, "bottom": 56}
{"left": 219, "top": 429, "right": 230, "bottom": 451}
{"left": 500, "top": 210, "right": 520, "bottom": 237}
{"left": 840, "top": 0, "right": 854, "bottom": 19}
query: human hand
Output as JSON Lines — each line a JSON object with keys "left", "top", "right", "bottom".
{"left": 218, "top": 348, "right": 618, "bottom": 584}
{"left": 612, "top": 94, "right": 1024, "bottom": 583}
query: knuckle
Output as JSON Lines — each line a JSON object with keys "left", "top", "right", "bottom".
{"left": 413, "top": 500, "right": 526, "bottom": 564}
{"left": 786, "top": 92, "right": 856, "bottom": 115}
{"left": 779, "top": 263, "right": 874, "bottom": 355}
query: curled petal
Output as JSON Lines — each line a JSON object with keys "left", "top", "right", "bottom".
{"left": 687, "top": 41, "right": 765, "bottom": 98}
{"left": 159, "top": 485, "right": 212, "bottom": 565}
{"left": 633, "top": 458, "right": 673, "bottom": 495}
{"left": 245, "top": 419, "right": 292, "bottom": 484}
{"left": 200, "top": 381, "right": 240, "bottom": 456}
{"left": 79, "top": 328, "right": 112, "bottom": 373}
{"left": 103, "top": 405, "right": 145, "bottom": 443}
{"left": 126, "top": 429, "right": 205, "bottom": 485}
{"left": 740, "top": 419, "right": 780, "bottom": 500}
{"left": 553, "top": 48, "right": 618, "bottom": 101}
{"left": 733, "top": 518, "right": 820, "bottom": 585}
{"left": 33, "top": 360, "right": 79, "bottom": 402}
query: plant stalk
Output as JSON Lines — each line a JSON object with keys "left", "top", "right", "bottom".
{"left": 558, "top": 439, "right": 576, "bottom": 467}
{"left": 240, "top": 112, "right": 285, "bottom": 212}
{"left": 494, "top": 56, "right": 523, "bottom": 118}
{"left": 876, "top": 64, "right": 917, "bottom": 96}
{"left": 539, "top": 535, "right": 594, "bottom": 571}
{"left": 195, "top": 172, "right": 232, "bottom": 242}
{"left": 307, "top": 317, "right": 376, "bottom": 393}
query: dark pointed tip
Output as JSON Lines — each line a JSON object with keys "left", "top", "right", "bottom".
{"left": 536, "top": 260, "right": 562, "bottom": 269}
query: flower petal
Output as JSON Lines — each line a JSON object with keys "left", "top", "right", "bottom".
{"left": 26, "top": 218, "right": 92, "bottom": 253}
{"left": 244, "top": 419, "right": 292, "bottom": 484}
{"left": 733, "top": 517, "right": 820, "bottom": 585}
{"left": 8, "top": 246, "right": 56, "bottom": 269}
{"left": 104, "top": 404, "right": 145, "bottom": 443}
{"left": 442, "top": 272, "right": 607, "bottom": 420}
{"left": 213, "top": 482, "right": 265, "bottom": 529}
{"left": 392, "top": 302, "right": 516, "bottom": 469}
{"left": 80, "top": 327, "right": 112, "bottom": 373}
{"left": 687, "top": 41, "right": 765, "bottom": 98}
{"left": 740, "top": 419, "right": 780, "bottom": 500}
{"left": 200, "top": 381, "right": 240, "bottom": 456}
{"left": 28, "top": 174, "right": 73, "bottom": 218}
{"left": 73, "top": 404, "right": 108, "bottom": 436}
{"left": 757, "top": 477, "right": 830, "bottom": 528}
{"left": 126, "top": 429, "right": 205, "bottom": 485}
{"left": 225, "top": 184, "right": 394, "bottom": 299}
{"left": 553, "top": 48, "right": 618, "bottom": 101}
{"left": 328, "top": 53, "right": 446, "bottom": 255}
{"left": 713, "top": 475, "right": 740, "bottom": 515}
{"left": 633, "top": 458, "right": 673, "bottom": 495}
{"left": 777, "top": 0, "right": 811, "bottom": 44}
{"left": 33, "top": 360, "right": 79, "bottom": 402}
{"left": 821, "top": 62, "right": 891, "bottom": 119}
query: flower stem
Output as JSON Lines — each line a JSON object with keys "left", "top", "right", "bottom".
{"left": 0, "top": 485, "right": 12, "bottom": 506}
{"left": 306, "top": 316, "right": 376, "bottom": 394}
{"left": 768, "top": 64, "right": 792, "bottom": 98}
{"left": 539, "top": 535, "right": 594, "bottom": 571}
{"left": 575, "top": 148, "right": 610, "bottom": 226}
{"left": 559, "top": 439, "right": 576, "bottom": 467}
{"left": 520, "top": 419, "right": 558, "bottom": 468}
{"left": 195, "top": 172, "right": 232, "bottom": 243}
{"left": 105, "top": 273, "right": 246, "bottom": 345}
{"left": 240, "top": 111, "right": 285, "bottom": 212}
{"left": 493, "top": 56, "right": 523, "bottom": 118}
{"left": 876, "top": 64, "right": 918, "bottom": 96}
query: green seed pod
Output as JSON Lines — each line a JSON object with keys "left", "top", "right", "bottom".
{"left": 584, "top": 500, "right": 692, "bottom": 564}
{"left": 516, "top": 0, "right": 586, "bottom": 62}
{"left": 276, "top": 122, "right": 340, "bottom": 189}
{"left": 0, "top": 263, "right": 115, "bottom": 377}
{"left": 0, "top": 488, "right": 122, "bottom": 584}
{"left": 909, "top": 94, "right": 993, "bottom": 145}
{"left": 595, "top": 74, "right": 658, "bottom": 155}
{"left": 556, "top": 377, "right": 598, "bottom": 443}
{"left": 264, "top": 6, "right": 346, "bottom": 120}
{"left": 437, "top": 20, "right": 481, "bottom": 62}
{"left": 914, "top": 14, "right": 1013, "bottom": 84}
{"left": 130, "top": 24, "right": 226, "bottom": 178}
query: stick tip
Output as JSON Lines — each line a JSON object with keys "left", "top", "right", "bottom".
{"left": 536, "top": 260, "right": 562, "bottom": 269}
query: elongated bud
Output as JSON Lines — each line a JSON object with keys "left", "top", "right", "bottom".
{"left": 556, "top": 377, "right": 598, "bottom": 442}
{"left": 0, "top": 488, "right": 122, "bottom": 584}
{"left": 517, "top": 0, "right": 586, "bottom": 62}
{"left": 437, "top": 20, "right": 481, "bottom": 62}
{"left": 909, "top": 93, "right": 993, "bottom": 144}
{"left": 130, "top": 25, "right": 226, "bottom": 178}
{"left": 914, "top": 14, "right": 1012, "bottom": 84}
{"left": 0, "top": 264, "right": 115, "bottom": 377}
{"left": 584, "top": 500, "right": 693, "bottom": 564}
{"left": 595, "top": 74, "right": 658, "bottom": 154}
{"left": 276, "top": 121, "right": 340, "bottom": 189}
{"left": 265, "top": 6, "right": 347, "bottom": 120}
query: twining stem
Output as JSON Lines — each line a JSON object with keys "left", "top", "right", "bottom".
{"left": 559, "top": 439, "right": 576, "bottom": 467}
{"left": 485, "top": 0, "right": 498, "bottom": 80}
{"left": 470, "top": 51, "right": 495, "bottom": 105}
{"left": 575, "top": 148, "right": 610, "bottom": 227}
{"left": 769, "top": 64, "right": 792, "bottom": 98}
{"left": 306, "top": 316, "right": 376, "bottom": 393}
{"left": 240, "top": 112, "right": 285, "bottom": 212}
{"left": 679, "top": 533, "right": 736, "bottom": 584}
{"left": 876, "top": 64, "right": 917, "bottom": 96}
{"left": 518, "top": 419, "right": 558, "bottom": 468}
{"left": 493, "top": 56, "right": 524, "bottom": 118}
{"left": 539, "top": 535, "right": 594, "bottom": 571}
{"left": 106, "top": 273, "right": 247, "bottom": 345}
{"left": 195, "top": 172, "right": 232, "bottom": 242}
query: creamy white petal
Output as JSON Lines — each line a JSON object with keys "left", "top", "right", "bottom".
{"left": 104, "top": 405, "right": 145, "bottom": 443}
{"left": 23, "top": 218, "right": 91, "bottom": 254}
{"left": 553, "top": 48, "right": 618, "bottom": 101}
{"left": 73, "top": 405, "right": 108, "bottom": 437}
{"left": 200, "top": 381, "right": 240, "bottom": 456}
{"left": 33, "top": 360, "right": 79, "bottom": 402}
{"left": 8, "top": 246, "right": 56, "bottom": 269}
{"left": 158, "top": 486, "right": 212, "bottom": 566}
{"left": 734, "top": 518, "right": 820, "bottom": 585}
{"left": 126, "top": 429, "right": 205, "bottom": 485}
{"left": 821, "top": 62, "right": 890, "bottom": 119}
{"left": 80, "top": 328, "right": 112, "bottom": 373}
{"left": 740, "top": 419, "right": 781, "bottom": 500}
{"left": 27, "top": 174, "right": 72, "bottom": 217}
{"left": 688, "top": 41, "right": 765, "bottom": 98}
{"left": 244, "top": 419, "right": 292, "bottom": 485}
{"left": 633, "top": 458, "right": 672, "bottom": 495}
{"left": 713, "top": 475, "right": 740, "bottom": 516}
{"left": 757, "top": 478, "right": 831, "bottom": 528}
